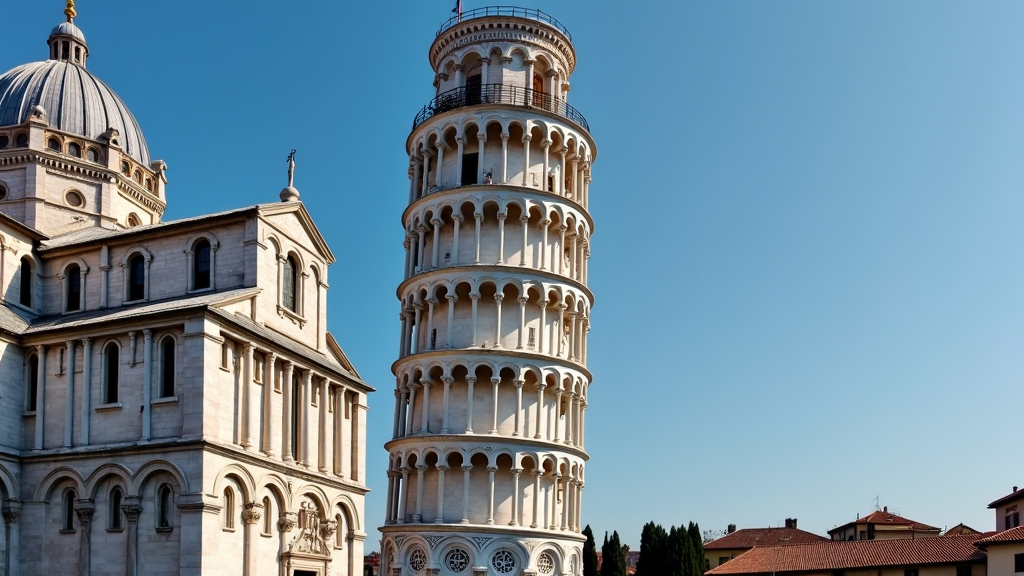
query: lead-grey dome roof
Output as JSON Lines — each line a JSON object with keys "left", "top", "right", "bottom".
{"left": 51, "top": 21, "right": 86, "bottom": 43}
{"left": 0, "top": 60, "right": 150, "bottom": 165}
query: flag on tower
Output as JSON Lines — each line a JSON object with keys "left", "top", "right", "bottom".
{"left": 453, "top": 0, "right": 463, "bottom": 21}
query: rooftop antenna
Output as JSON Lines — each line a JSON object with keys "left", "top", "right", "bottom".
{"left": 873, "top": 496, "right": 880, "bottom": 512}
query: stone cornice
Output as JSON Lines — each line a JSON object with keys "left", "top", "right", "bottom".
{"left": 0, "top": 151, "right": 166, "bottom": 215}
{"left": 396, "top": 264, "right": 595, "bottom": 307}
{"left": 379, "top": 523, "right": 586, "bottom": 543}
{"left": 391, "top": 347, "right": 593, "bottom": 383}
{"left": 402, "top": 184, "right": 595, "bottom": 235}
{"left": 383, "top": 434, "right": 589, "bottom": 462}
{"left": 430, "top": 18, "right": 576, "bottom": 74}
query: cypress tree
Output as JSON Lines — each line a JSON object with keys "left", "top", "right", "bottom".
{"left": 688, "top": 522, "right": 706, "bottom": 575}
{"left": 666, "top": 525, "right": 685, "bottom": 576}
{"left": 637, "top": 522, "right": 668, "bottom": 576}
{"left": 583, "top": 525, "right": 599, "bottom": 576}
{"left": 601, "top": 531, "right": 628, "bottom": 576}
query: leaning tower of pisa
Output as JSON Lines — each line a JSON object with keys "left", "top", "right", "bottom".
{"left": 381, "top": 7, "right": 596, "bottom": 576}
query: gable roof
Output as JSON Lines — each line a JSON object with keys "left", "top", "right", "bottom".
{"left": 974, "top": 526, "right": 1024, "bottom": 547}
{"left": 988, "top": 487, "right": 1024, "bottom": 509}
{"left": 704, "top": 528, "right": 827, "bottom": 550}
{"left": 943, "top": 524, "right": 982, "bottom": 536}
{"left": 258, "top": 202, "right": 336, "bottom": 264}
{"left": 705, "top": 535, "right": 987, "bottom": 575}
{"left": 829, "top": 509, "right": 941, "bottom": 535}
{"left": 0, "top": 210, "right": 48, "bottom": 241}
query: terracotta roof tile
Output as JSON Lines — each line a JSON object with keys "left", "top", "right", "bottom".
{"left": 975, "top": 526, "right": 1024, "bottom": 546}
{"left": 704, "top": 528, "right": 827, "bottom": 550}
{"left": 943, "top": 524, "right": 981, "bottom": 536}
{"left": 988, "top": 487, "right": 1024, "bottom": 509}
{"left": 829, "top": 510, "right": 941, "bottom": 534}
{"left": 705, "top": 535, "right": 986, "bottom": 575}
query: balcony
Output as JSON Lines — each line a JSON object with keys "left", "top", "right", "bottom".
{"left": 412, "top": 83, "right": 589, "bottom": 132}
{"left": 436, "top": 6, "right": 572, "bottom": 40}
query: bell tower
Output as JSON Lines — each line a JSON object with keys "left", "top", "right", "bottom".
{"left": 381, "top": 7, "right": 596, "bottom": 576}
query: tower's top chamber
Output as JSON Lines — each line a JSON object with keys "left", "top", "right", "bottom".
{"left": 413, "top": 6, "right": 588, "bottom": 135}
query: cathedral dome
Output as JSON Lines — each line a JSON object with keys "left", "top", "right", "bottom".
{"left": 0, "top": 11, "right": 150, "bottom": 165}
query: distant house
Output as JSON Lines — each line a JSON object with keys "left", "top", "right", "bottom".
{"left": 705, "top": 533, "right": 987, "bottom": 576}
{"left": 977, "top": 485, "right": 1024, "bottom": 576}
{"left": 828, "top": 507, "right": 942, "bottom": 541}
{"left": 704, "top": 519, "right": 827, "bottom": 569}
{"left": 944, "top": 524, "right": 983, "bottom": 536}
{"left": 987, "top": 485, "right": 1023, "bottom": 532}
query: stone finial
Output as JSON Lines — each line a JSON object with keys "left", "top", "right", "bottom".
{"left": 280, "top": 149, "right": 300, "bottom": 202}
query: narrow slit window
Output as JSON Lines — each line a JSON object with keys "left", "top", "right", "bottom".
{"left": 66, "top": 264, "right": 81, "bottom": 311}
{"left": 103, "top": 343, "right": 119, "bottom": 403}
{"left": 128, "top": 254, "right": 145, "bottom": 300}
{"left": 26, "top": 354, "right": 38, "bottom": 412}
{"left": 109, "top": 488, "right": 123, "bottom": 529}
{"left": 160, "top": 337, "right": 175, "bottom": 398}
{"left": 19, "top": 257, "right": 32, "bottom": 308}
{"left": 193, "top": 239, "right": 211, "bottom": 289}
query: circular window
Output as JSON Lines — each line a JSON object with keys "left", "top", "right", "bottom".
{"left": 445, "top": 548, "right": 470, "bottom": 573}
{"left": 538, "top": 552, "right": 555, "bottom": 574}
{"left": 492, "top": 550, "right": 517, "bottom": 574}
{"left": 409, "top": 547, "right": 427, "bottom": 572}
{"left": 65, "top": 190, "right": 84, "bottom": 208}
{"left": 0, "top": 185, "right": 7, "bottom": 201}
{"left": 0, "top": 135, "right": 8, "bottom": 148}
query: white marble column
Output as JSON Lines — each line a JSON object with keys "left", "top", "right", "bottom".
{"left": 80, "top": 338, "right": 91, "bottom": 446}
{"left": 461, "top": 465, "right": 472, "bottom": 524}
{"left": 300, "top": 370, "right": 312, "bottom": 468}
{"left": 535, "top": 383, "right": 546, "bottom": 439}
{"left": 281, "top": 362, "right": 294, "bottom": 463}
{"left": 63, "top": 340, "right": 75, "bottom": 447}
{"left": 435, "top": 464, "right": 448, "bottom": 523}
{"left": 262, "top": 353, "right": 277, "bottom": 457}
{"left": 441, "top": 377, "right": 453, "bottom": 433}
{"left": 513, "top": 379, "right": 524, "bottom": 437}
{"left": 486, "top": 466, "right": 497, "bottom": 525}
{"left": 241, "top": 342, "right": 255, "bottom": 450}
{"left": 465, "top": 376, "right": 476, "bottom": 433}
{"left": 510, "top": 468, "right": 522, "bottom": 526}
{"left": 489, "top": 378, "right": 500, "bottom": 434}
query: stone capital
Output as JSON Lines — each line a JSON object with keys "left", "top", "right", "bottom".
{"left": 242, "top": 501, "right": 263, "bottom": 525}
{"left": 278, "top": 512, "right": 298, "bottom": 532}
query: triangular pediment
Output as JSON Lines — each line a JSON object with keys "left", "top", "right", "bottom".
{"left": 258, "top": 202, "right": 335, "bottom": 264}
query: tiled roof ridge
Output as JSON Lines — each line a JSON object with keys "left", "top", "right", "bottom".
{"left": 704, "top": 527, "right": 827, "bottom": 549}
{"left": 706, "top": 534, "right": 987, "bottom": 575}
{"left": 975, "top": 526, "right": 1024, "bottom": 546}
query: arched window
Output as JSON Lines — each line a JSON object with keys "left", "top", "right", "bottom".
{"left": 133, "top": 170, "right": 143, "bottom": 184}
{"left": 109, "top": 487, "right": 123, "bottom": 529}
{"left": 63, "top": 489, "right": 77, "bottom": 531}
{"left": 222, "top": 487, "right": 235, "bottom": 529}
{"left": 0, "top": 135, "right": 9, "bottom": 148}
{"left": 160, "top": 337, "right": 175, "bottom": 398}
{"left": 157, "top": 484, "right": 173, "bottom": 529}
{"left": 67, "top": 142, "right": 81, "bottom": 157}
{"left": 26, "top": 353, "right": 38, "bottom": 412}
{"left": 127, "top": 213, "right": 142, "bottom": 228}
{"left": 193, "top": 239, "right": 211, "bottom": 290}
{"left": 128, "top": 254, "right": 145, "bottom": 301}
{"left": 15, "top": 133, "right": 28, "bottom": 148}
{"left": 47, "top": 138, "right": 61, "bottom": 151}
{"left": 103, "top": 343, "right": 119, "bottom": 403}
{"left": 335, "top": 513, "right": 344, "bottom": 548}
{"left": 121, "top": 161, "right": 131, "bottom": 176}
{"left": 282, "top": 255, "right": 298, "bottom": 312}
{"left": 65, "top": 264, "right": 81, "bottom": 312}
{"left": 19, "top": 257, "right": 33, "bottom": 308}
{"left": 87, "top": 148, "right": 99, "bottom": 163}
{"left": 261, "top": 496, "right": 273, "bottom": 536}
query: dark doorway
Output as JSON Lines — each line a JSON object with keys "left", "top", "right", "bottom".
{"left": 462, "top": 153, "right": 479, "bottom": 185}
{"left": 466, "top": 73, "right": 482, "bottom": 106}
{"left": 294, "top": 571, "right": 318, "bottom": 576}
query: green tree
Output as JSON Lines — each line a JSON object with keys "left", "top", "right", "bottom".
{"left": 666, "top": 525, "right": 685, "bottom": 576}
{"left": 636, "top": 522, "right": 668, "bottom": 576}
{"left": 601, "top": 531, "right": 628, "bottom": 576}
{"left": 583, "top": 525, "right": 599, "bottom": 576}
{"left": 688, "top": 522, "right": 706, "bottom": 575}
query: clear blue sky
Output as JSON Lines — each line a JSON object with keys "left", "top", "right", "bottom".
{"left": 5, "top": 0, "right": 1024, "bottom": 549}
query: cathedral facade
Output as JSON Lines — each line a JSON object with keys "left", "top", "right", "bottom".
{"left": 0, "top": 4, "right": 370, "bottom": 575}
{"left": 380, "top": 7, "right": 596, "bottom": 576}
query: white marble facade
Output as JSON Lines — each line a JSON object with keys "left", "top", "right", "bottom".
{"left": 0, "top": 5, "right": 371, "bottom": 576}
{"left": 381, "top": 9, "right": 596, "bottom": 576}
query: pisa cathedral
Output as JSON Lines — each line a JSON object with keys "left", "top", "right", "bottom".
{"left": 0, "top": 3, "right": 371, "bottom": 575}
{"left": 380, "top": 7, "right": 596, "bottom": 576}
